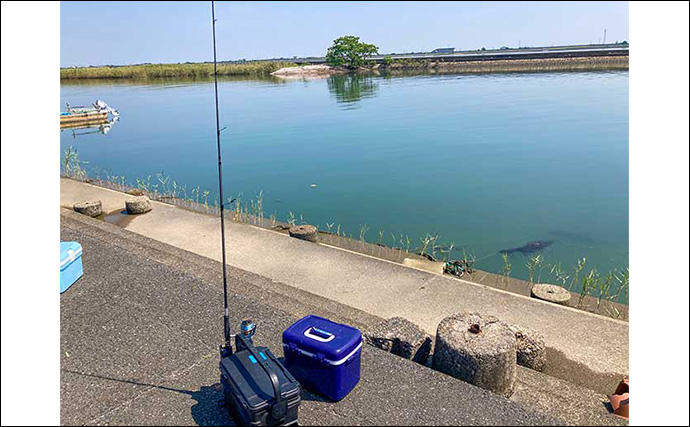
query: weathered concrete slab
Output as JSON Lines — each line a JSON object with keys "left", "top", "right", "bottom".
{"left": 402, "top": 257, "right": 445, "bottom": 274}
{"left": 60, "top": 178, "right": 629, "bottom": 394}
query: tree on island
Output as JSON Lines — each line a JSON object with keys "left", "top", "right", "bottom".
{"left": 326, "top": 36, "right": 379, "bottom": 69}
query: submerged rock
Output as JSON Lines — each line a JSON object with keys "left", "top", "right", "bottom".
{"left": 499, "top": 240, "right": 553, "bottom": 255}
{"left": 365, "top": 317, "right": 432, "bottom": 365}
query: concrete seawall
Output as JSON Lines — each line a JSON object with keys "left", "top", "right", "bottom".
{"left": 380, "top": 55, "right": 628, "bottom": 73}
{"left": 61, "top": 177, "right": 628, "bottom": 395}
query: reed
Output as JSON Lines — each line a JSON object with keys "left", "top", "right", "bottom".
{"left": 549, "top": 262, "right": 569, "bottom": 287}
{"left": 526, "top": 254, "right": 545, "bottom": 285}
{"left": 62, "top": 146, "right": 87, "bottom": 180}
{"left": 287, "top": 211, "right": 296, "bottom": 227}
{"left": 568, "top": 258, "right": 587, "bottom": 291}
{"left": 524, "top": 254, "right": 629, "bottom": 316}
{"left": 606, "top": 268, "right": 629, "bottom": 318}
{"left": 501, "top": 252, "right": 512, "bottom": 288}
{"left": 578, "top": 268, "right": 599, "bottom": 308}
{"left": 60, "top": 61, "right": 297, "bottom": 80}
{"left": 359, "top": 224, "right": 370, "bottom": 242}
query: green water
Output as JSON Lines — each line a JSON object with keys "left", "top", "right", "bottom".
{"left": 60, "top": 71, "right": 629, "bottom": 283}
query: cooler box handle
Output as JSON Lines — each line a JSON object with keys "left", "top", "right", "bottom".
{"left": 304, "top": 327, "right": 335, "bottom": 342}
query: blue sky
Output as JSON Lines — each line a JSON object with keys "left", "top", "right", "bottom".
{"left": 60, "top": 1, "right": 628, "bottom": 67}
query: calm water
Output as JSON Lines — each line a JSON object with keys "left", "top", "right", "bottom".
{"left": 60, "top": 71, "right": 629, "bottom": 282}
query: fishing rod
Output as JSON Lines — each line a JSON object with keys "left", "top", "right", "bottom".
{"left": 211, "top": 0, "right": 231, "bottom": 348}
{"left": 212, "top": 5, "right": 301, "bottom": 425}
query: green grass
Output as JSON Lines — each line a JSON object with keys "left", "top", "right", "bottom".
{"left": 60, "top": 61, "right": 297, "bottom": 80}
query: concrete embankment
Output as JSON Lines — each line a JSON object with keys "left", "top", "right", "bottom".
{"left": 61, "top": 209, "right": 628, "bottom": 426}
{"left": 61, "top": 177, "right": 628, "bottom": 395}
{"left": 380, "top": 55, "right": 628, "bottom": 73}
{"left": 271, "top": 56, "right": 628, "bottom": 77}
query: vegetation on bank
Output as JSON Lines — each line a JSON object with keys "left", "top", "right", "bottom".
{"left": 62, "top": 146, "right": 629, "bottom": 318}
{"left": 326, "top": 35, "right": 379, "bottom": 69}
{"left": 60, "top": 61, "right": 297, "bottom": 79}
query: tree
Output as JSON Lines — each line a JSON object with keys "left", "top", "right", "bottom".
{"left": 326, "top": 36, "right": 379, "bottom": 69}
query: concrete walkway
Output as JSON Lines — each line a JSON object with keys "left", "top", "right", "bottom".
{"left": 61, "top": 178, "right": 628, "bottom": 394}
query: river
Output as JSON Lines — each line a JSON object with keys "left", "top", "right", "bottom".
{"left": 60, "top": 71, "right": 629, "bottom": 284}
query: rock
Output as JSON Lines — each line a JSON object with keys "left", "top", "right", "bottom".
{"left": 73, "top": 200, "right": 102, "bottom": 217}
{"left": 288, "top": 225, "right": 318, "bottom": 243}
{"left": 433, "top": 312, "right": 516, "bottom": 397}
{"left": 125, "top": 196, "right": 152, "bottom": 214}
{"left": 531, "top": 284, "right": 571, "bottom": 305}
{"left": 507, "top": 324, "right": 546, "bottom": 371}
{"left": 125, "top": 188, "right": 145, "bottom": 196}
{"left": 365, "top": 317, "right": 432, "bottom": 365}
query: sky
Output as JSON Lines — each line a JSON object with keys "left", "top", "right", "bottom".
{"left": 60, "top": 1, "right": 629, "bottom": 67}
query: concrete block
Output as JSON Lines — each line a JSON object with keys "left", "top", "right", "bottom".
{"left": 365, "top": 317, "right": 432, "bottom": 365}
{"left": 125, "top": 188, "right": 145, "bottom": 196}
{"left": 433, "top": 312, "right": 516, "bottom": 397}
{"left": 531, "top": 284, "right": 571, "bottom": 305}
{"left": 288, "top": 224, "right": 318, "bottom": 242}
{"left": 125, "top": 196, "right": 152, "bottom": 214}
{"left": 508, "top": 324, "right": 546, "bottom": 371}
{"left": 73, "top": 200, "right": 102, "bottom": 217}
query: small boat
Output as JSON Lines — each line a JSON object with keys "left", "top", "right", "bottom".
{"left": 61, "top": 117, "right": 119, "bottom": 138}
{"left": 60, "top": 100, "right": 119, "bottom": 128}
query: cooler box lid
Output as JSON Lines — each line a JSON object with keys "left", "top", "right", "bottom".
{"left": 60, "top": 242, "right": 83, "bottom": 272}
{"left": 282, "top": 315, "right": 362, "bottom": 364}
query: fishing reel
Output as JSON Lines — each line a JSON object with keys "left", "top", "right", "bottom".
{"left": 240, "top": 320, "right": 257, "bottom": 339}
{"left": 220, "top": 319, "right": 257, "bottom": 357}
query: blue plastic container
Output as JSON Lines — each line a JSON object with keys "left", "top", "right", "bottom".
{"left": 60, "top": 242, "right": 83, "bottom": 293}
{"left": 282, "top": 315, "right": 362, "bottom": 401}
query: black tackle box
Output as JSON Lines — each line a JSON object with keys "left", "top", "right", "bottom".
{"left": 220, "top": 334, "right": 301, "bottom": 426}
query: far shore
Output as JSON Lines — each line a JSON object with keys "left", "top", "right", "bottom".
{"left": 61, "top": 55, "right": 628, "bottom": 80}
{"left": 60, "top": 61, "right": 296, "bottom": 80}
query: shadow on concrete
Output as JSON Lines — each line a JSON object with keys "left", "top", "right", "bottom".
{"left": 62, "top": 369, "right": 234, "bottom": 426}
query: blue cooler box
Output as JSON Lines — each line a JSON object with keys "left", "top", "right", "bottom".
{"left": 60, "top": 242, "right": 83, "bottom": 293}
{"left": 282, "top": 315, "right": 362, "bottom": 401}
